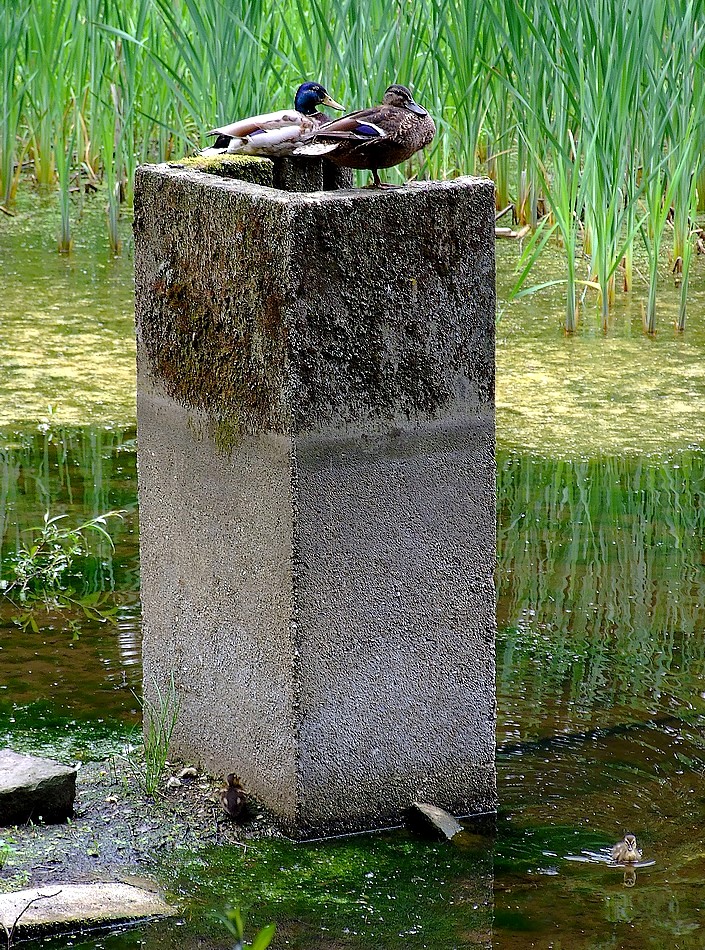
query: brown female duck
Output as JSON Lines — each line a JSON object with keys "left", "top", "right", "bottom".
{"left": 294, "top": 83, "right": 435, "bottom": 187}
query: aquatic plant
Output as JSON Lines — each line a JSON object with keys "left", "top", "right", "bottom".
{"left": 496, "top": 0, "right": 586, "bottom": 331}
{"left": 221, "top": 907, "right": 276, "bottom": 950}
{"left": 138, "top": 672, "right": 180, "bottom": 795}
{"left": 666, "top": 7, "right": 705, "bottom": 331}
{"left": 0, "top": 4, "right": 29, "bottom": 207}
{"left": 0, "top": 509, "right": 124, "bottom": 634}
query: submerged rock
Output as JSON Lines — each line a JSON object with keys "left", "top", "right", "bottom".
{"left": 409, "top": 802, "right": 465, "bottom": 840}
{"left": 0, "top": 882, "right": 177, "bottom": 940}
{"left": 0, "top": 749, "right": 77, "bottom": 825}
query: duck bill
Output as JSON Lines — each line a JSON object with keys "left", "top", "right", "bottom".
{"left": 322, "top": 94, "right": 345, "bottom": 111}
{"left": 405, "top": 100, "right": 428, "bottom": 116}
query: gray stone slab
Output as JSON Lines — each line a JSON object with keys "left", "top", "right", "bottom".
{"left": 0, "top": 883, "right": 176, "bottom": 940}
{"left": 0, "top": 749, "right": 76, "bottom": 825}
{"left": 134, "top": 166, "right": 496, "bottom": 836}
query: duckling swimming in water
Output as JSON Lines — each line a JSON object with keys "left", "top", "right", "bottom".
{"left": 611, "top": 833, "right": 642, "bottom": 863}
{"left": 220, "top": 774, "right": 247, "bottom": 820}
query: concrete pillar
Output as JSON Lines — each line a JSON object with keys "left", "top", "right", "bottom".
{"left": 133, "top": 161, "right": 496, "bottom": 837}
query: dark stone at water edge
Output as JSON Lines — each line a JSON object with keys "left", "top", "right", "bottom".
{"left": 410, "top": 801, "right": 465, "bottom": 840}
{"left": 0, "top": 749, "right": 77, "bottom": 824}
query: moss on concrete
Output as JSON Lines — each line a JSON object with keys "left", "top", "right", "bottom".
{"left": 134, "top": 167, "right": 495, "bottom": 436}
{"left": 134, "top": 166, "right": 290, "bottom": 436}
{"left": 177, "top": 154, "right": 274, "bottom": 187}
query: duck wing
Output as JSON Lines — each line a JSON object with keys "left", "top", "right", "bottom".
{"left": 208, "top": 109, "right": 308, "bottom": 139}
{"left": 293, "top": 109, "right": 388, "bottom": 155}
{"left": 311, "top": 108, "right": 388, "bottom": 142}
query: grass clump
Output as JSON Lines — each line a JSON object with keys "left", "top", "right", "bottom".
{"left": 138, "top": 673, "right": 180, "bottom": 796}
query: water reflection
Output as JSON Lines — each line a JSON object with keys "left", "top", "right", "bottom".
{"left": 495, "top": 448, "right": 705, "bottom": 948}
{"left": 497, "top": 449, "right": 705, "bottom": 740}
{"left": 0, "top": 424, "right": 141, "bottom": 756}
{"left": 3, "top": 426, "right": 705, "bottom": 946}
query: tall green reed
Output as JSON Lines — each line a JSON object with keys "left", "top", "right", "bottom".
{"left": 484, "top": 81, "right": 512, "bottom": 211}
{"left": 666, "top": 4, "right": 705, "bottom": 330}
{"left": 0, "top": 4, "right": 29, "bottom": 207}
{"left": 24, "top": 0, "right": 61, "bottom": 189}
{"left": 638, "top": 51, "right": 678, "bottom": 336}
{"left": 55, "top": 101, "right": 76, "bottom": 253}
{"left": 579, "top": 0, "right": 655, "bottom": 330}
{"left": 437, "top": 0, "right": 492, "bottom": 178}
{"left": 495, "top": 0, "right": 547, "bottom": 229}
{"left": 1, "top": 0, "right": 704, "bottom": 327}
{"left": 498, "top": 0, "right": 587, "bottom": 332}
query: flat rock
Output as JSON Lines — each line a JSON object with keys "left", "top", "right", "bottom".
{"left": 0, "top": 749, "right": 77, "bottom": 825}
{"left": 0, "top": 883, "right": 177, "bottom": 939}
{"left": 410, "top": 802, "right": 465, "bottom": 840}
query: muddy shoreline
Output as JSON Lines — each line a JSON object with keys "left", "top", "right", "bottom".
{"left": 0, "top": 757, "right": 279, "bottom": 893}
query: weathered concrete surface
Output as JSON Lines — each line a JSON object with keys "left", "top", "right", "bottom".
{"left": 134, "top": 165, "right": 496, "bottom": 836}
{"left": 0, "top": 749, "right": 76, "bottom": 825}
{"left": 176, "top": 153, "right": 352, "bottom": 191}
{"left": 0, "top": 883, "right": 176, "bottom": 939}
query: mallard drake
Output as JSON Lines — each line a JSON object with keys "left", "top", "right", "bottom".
{"left": 202, "top": 82, "right": 344, "bottom": 157}
{"left": 611, "top": 834, "right": 642, "bottom": 864}
{"left": 220, "top": 773, "right": 247, "bottom": 820}
{"left": 293, "top": 83, "right": 435, "bottom": 187}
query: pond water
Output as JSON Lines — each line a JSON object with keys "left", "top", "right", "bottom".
{"left": 2, "top": 194, "right": 705, "bottom": 948}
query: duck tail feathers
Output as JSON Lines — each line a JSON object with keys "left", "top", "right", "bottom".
{"left": 292, "top": 142, "right": 339, "bottom": 156}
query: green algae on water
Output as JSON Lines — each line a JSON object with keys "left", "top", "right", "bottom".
{"left": 0, "top": 193, "right": 136, "bottom": 428}
{"left": 495, "top": 242, "right": 705, "bottom": 457}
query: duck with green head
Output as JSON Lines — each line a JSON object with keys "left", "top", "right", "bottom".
{"left": 294, "top": 83, "right": 436, "bottom": 187}
{"left": 202, "top": 82, "right": 344, "bottom": 157}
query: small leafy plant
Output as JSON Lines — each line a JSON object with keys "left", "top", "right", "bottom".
{"left": 0, "top": 836, "right": 15, "bottom": 869}
{"left": 221, "top": 907, "right": 276, "bottom": 950}
{"left": 0, "top": 510, "right": 124, "bottom": 634}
